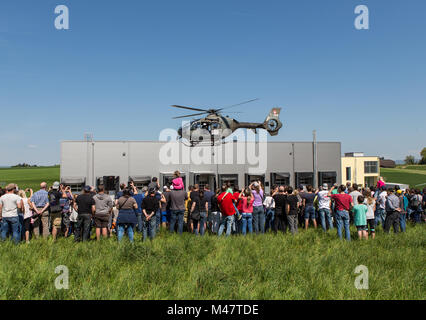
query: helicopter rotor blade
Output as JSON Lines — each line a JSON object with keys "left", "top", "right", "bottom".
{"left": 171, "top": 105, "right": 208, "bottom": 112}
{"left": 217, "top": 98, "right": 259, "bottom": 112}
{"left": 173, "top": 112, "right": 209, "bottom": 119}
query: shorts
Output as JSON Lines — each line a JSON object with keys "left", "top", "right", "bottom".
{"left": 161, "top": 211, "right": 170, "bottom": 223}
{"left": 24, "top": 218, "right": 32, "bottom": 232}
{"left": 50, "top": 212, "right": 62, "bottom": 228}
{"left": 304, "top": 206, "right": 316, "bottom": 220}
{"left": 356, "top": 225, "right": 368, "bottom": 231}
{"left": 95, "top": 215, "right": 109, "bottom": 228}
{"left": 367, "top": 219, "right": 376, "bottom": 233}
{"left": 62, "top": 212, "right": 71, "bottom": 228}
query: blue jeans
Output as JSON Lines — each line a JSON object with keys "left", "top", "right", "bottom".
{"left": 399, "top": 213, "right": 407, "bottom": 232}
{"left": 210, "top": 211, "right": 221, "bottom": 233}
{"left": 136, "top": 213, "right": 143, "bottom": 233}
{"left": 193, "top": 212, "right": 207, "bottom": 236}
{"left": 169, "top": 210, "right": 184, "bottom": 234}
{"left": 1, "top": 216, "right": 20, "bottom": 244}
{"left": 117, "top": 223, "right": 135, "bottom": 243}
{"left": 155, "top": 209, "right": 161, "bottom": 231}
{"left": 375, "top": 208, "right": 386, "bottom": 228}
{"left": 335, "top": 210, "right": 351, "bottom": 241}
{"left": 142, "top": 216, "right": 156, "bottom": 241}
{"left": 18, "top": 214, "right": 25, "bottom": 241}
{"left": 252, "top": 206, "right": 265, "bottom": 234}
{"left": 319, "top": 208, "right": 333, "bottom": 231}
{"left": 241, "top": 213, "right": 253, "bottom": 235}
{"left": 413, "top": 209, "right": 422, "bottom": 224}
{"left": 218, "top": 215, "right": 234, "bottom": 237}
{"left": 265, "top": 209, "right": 275, "bottom": 232}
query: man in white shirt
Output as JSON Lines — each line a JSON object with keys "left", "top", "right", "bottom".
{"left": 317, "top": 183, "right": 333, "bottom": 231}
{"left": 376, "top": 187, "right": 388, "bottom": 229}
{"left": 349, "top": 184, "right": 363, "bottom": 206}
{"left": 0, "top": 184, "right": 23, "bottom": 244}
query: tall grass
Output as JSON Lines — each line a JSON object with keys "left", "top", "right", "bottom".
{"left": 0, "top": 225, "right": 424, "bottom": 300}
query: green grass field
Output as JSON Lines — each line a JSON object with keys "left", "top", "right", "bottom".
{"left": 0, "top": 226, "right": 424, "bottom": 300}
{"left": 381, "top": 167, "right": 426, "bottom": 189}
{"left": 0, "top": 166, "right": 60, "bottom": 191}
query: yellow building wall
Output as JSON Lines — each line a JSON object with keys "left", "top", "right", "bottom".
{"left": 341, "top": 156, "right": 380, "bottom": 187}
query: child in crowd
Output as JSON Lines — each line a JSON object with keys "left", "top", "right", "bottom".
{"left": 363, "top": 190, "right": 376, "bottom": 239}
{"left": 239, "top": 187, "right": 254, "bottom": 235}
{"left": 172, "top": 170, "right": 184, "bottom": 190}
{"left": 353, "top": 195, "right": 368, "bottom": 240}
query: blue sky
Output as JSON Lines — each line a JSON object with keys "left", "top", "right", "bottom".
{"left": 0, "top": 0, "right": 425, "bottom": 166}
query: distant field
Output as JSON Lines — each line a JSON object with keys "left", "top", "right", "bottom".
{"left": 0, "top": 166, "right": 60, "bottom": 191}
{"left": 396, "top": 165, "right": 426, "bottom": 171}
{"left": 381, "top": 166, "right": 426, "bottom": 189}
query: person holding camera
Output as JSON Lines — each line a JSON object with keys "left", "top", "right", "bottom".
{"left": 59, "top": 185, "right": 73, "bottom": 238}
{"left": 0, "top": 184, "right": 23, "bottom": 244}
{"left": 47, "top": 182, "right": 64, "bottom": 241}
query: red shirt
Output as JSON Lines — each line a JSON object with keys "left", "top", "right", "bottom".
{"left": 233, "top": 192, "right": 243, "bottom": 212}
{"left": 331, "top": 193, "right": 353, "bottom": 211}
{"left": 217, "top": 192, "right": 236, "bottom": 216}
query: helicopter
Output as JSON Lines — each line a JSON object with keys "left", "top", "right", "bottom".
{"left": 171, "top": 99, "right": 283, "bottom": 146}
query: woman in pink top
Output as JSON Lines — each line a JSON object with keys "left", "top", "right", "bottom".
{"left": 239, "top": 187, "right": 254, "bottom": 235}
{"left": 377, "top": 177, "right": 385, "bottom": 189}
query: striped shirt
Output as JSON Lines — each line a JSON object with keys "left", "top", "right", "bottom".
{"left": 31, "top": 189, "right": 49, "bottom": 207}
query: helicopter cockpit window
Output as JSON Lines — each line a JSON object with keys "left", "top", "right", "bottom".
{"left": 191, "top": 122, "right": 201, "bottom": 130}
{"left": 211, "top": 122, "right": 221, "bottom": 129}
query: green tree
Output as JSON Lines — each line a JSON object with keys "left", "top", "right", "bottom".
{"left": 420, "top": 148, "right": 426, "bottom": 165}
{"left": 405, "top": 155, "right": 416, "bottom": 165}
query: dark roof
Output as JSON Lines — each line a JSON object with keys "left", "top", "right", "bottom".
{"left": 380, "top": 159, "right": 396, "bottom": 168}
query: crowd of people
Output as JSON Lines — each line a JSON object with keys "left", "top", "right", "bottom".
{"left": 0, "top": 171, "right": 425, "bottom": 244}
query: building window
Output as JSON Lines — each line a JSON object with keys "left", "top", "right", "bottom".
{"left": 295, "top": 172, "right": 313, "bottom": 187}
{"left": 346, "top": 167, "right": 351, "bottom": 181}
{"left": 364, "top": 161, "right": 378, "bottom": 174}
{"left": 319, "top": 172, "right": 337, "bottom": 186}
{"left": 270, "top": 173, "right": 290, "bottom": 186}
{"left": 245, "top": 174, "right": 265, "bottom": 187}
{"left": 219, "top": 174, "right": 238, "bottom": 188}
{"left": 364, "top": 176, "right": 376, "bottom": 188}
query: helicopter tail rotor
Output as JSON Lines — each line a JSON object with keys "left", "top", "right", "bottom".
{"left": 263, "top": 108, "right": 283, "bottom": 136}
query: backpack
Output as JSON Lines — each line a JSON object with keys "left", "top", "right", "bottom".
{"left": 411, "top": 195, "right": 420, "bottom": 209}
{"left": 48, "top": 191, "right": 62, "bottom": 213}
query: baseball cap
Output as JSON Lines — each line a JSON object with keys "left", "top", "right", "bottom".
{"left": 148, "top": 187, "right": 156, "bottom": 194}
{"left": 84, "top": 185, "right": 92, "bottom": 192}
{"left": 163, "top": 186, "right": 168, "bottom": 191}
{"left": 397, "top": 190, "right": 402, "bottom": 194}
{"left": 52, "top": 181, "right": 60, "bottom": 190}
{"left": 322, "top": 183, "right": 328, "bottom": 190}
